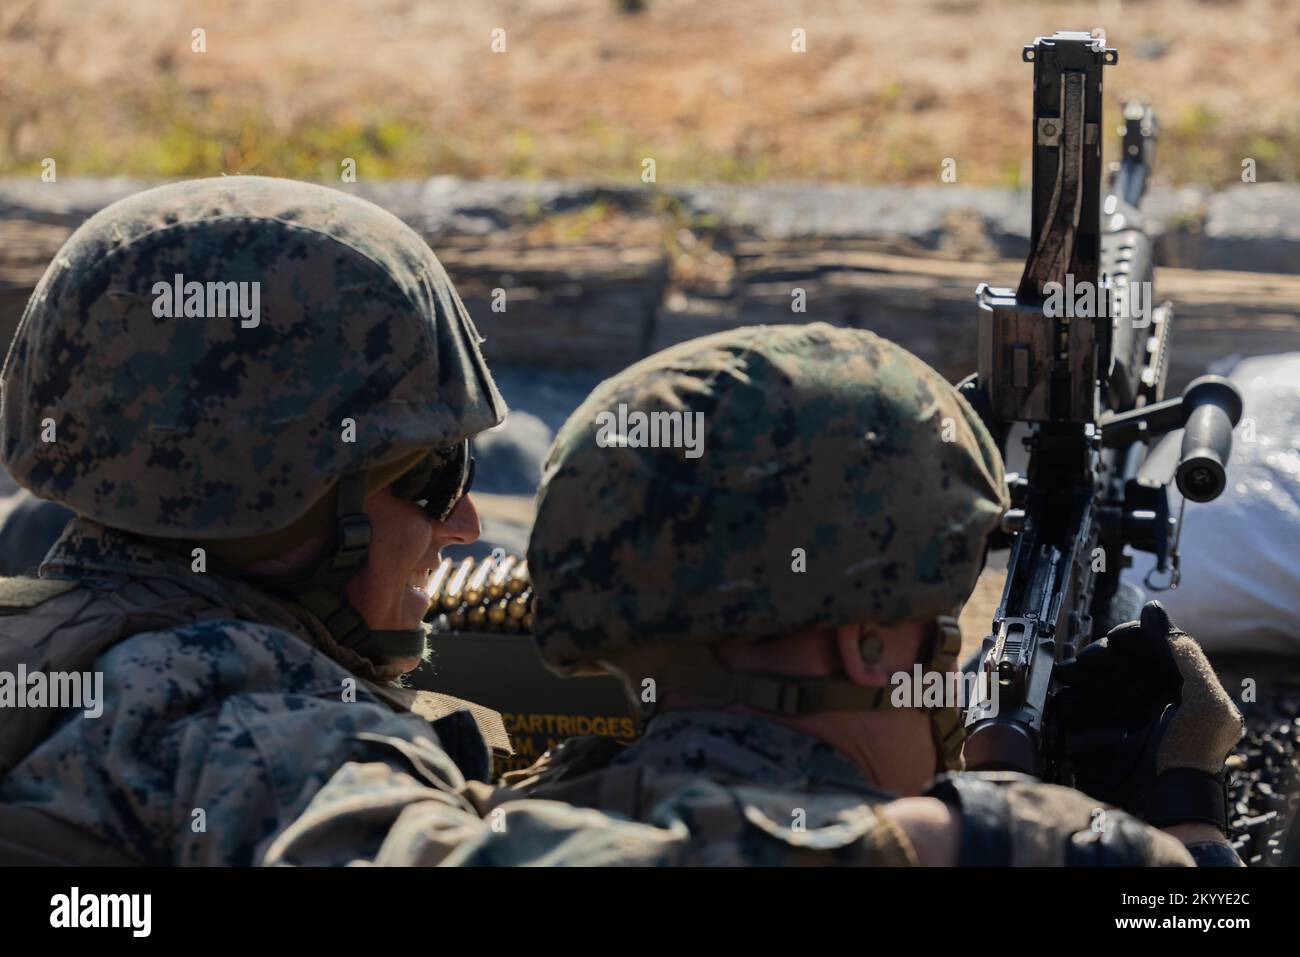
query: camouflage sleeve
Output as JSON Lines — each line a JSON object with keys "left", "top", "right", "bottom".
{"left": 267, "top": 741, "right": 921, "bottom": 865}
{"left": 927, "top": 772, "right": 1195, "bottom": 866}
{"left": 1, "top": 614, "right": 701, "bottom": 865}
{"left": 635, "top": 780, "right": 918, "bottom": 865}
{"left": 1, "top": 618, "right": 481, "bottom": 864}
{"left": 174, "top": 689, "right": 472, "bottom": 864}
{"left": 262, "top": 737, "right": 690, "bottom": 866}
{"left": 265, "top": 754, "right": 920, "bottom": 866}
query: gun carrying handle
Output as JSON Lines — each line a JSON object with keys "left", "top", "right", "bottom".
{"left": 1175, "top": 375, "right": 1244, "bottom": 503}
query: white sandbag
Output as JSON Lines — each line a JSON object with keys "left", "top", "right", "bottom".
{"left": 1126, "top": 353, "right": 1300, "bottom": 655}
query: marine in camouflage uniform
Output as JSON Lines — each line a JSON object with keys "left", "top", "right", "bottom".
{"left": 499, "top": 323, "right": 1245, "bottom": 866}
{"left": 0, "top": 177, "right": 689, "bottom": 866}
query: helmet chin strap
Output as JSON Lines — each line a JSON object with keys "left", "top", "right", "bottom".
{"left": 250, "top": 472, "right": 429, "bottom": 664}
{"left": 630, "top": 615, "right": 967, "bottom": 775}
{"left": 926, "top": 616, "right": 967, "bottom": 773}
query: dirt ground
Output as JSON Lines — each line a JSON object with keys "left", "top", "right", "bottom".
{"left": 2, "top": 0, "right": 1297, "bottom": 185}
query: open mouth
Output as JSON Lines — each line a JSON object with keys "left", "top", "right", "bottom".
{"left": 408, "top": 567, "right": 435, "bottom": 597}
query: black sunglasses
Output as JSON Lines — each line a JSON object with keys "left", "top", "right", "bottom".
{"left": 390, "top": 440, "right": 476, "bottom": 522}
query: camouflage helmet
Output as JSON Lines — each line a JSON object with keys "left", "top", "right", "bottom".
{"left": 528, "top": 322, "right": 1008, "bottom": 674}
{"left": 1, "top": 176, "right": 505, "bottom": 539}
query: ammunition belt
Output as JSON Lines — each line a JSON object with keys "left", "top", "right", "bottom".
{"left": 425, "top": 553, "right": 534, "bottom": 633}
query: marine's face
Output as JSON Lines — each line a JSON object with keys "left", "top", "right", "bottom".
{"left": 345, "top": 485, "right": 481, "bottom": 665}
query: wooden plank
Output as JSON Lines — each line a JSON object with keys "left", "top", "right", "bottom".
{"left": 3, "top": 222, "right": 1297, "bottom": 386}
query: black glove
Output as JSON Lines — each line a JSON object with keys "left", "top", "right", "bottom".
{"left": 1054, "top": 601, "right": 1242, "bottom": 830}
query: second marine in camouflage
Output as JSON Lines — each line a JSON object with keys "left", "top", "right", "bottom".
{"left": 508, "top": 323, "right": 1245, "bottom": 866}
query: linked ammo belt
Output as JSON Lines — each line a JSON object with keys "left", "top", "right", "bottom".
{"left": 425, "top": 554, "right": 534, "bottom": 633}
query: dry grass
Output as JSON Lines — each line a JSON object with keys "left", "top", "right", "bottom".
{"left": 2, "top": 0, "right": 1298, "bottom": 185}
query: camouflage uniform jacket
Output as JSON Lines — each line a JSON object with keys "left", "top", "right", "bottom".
{"left": 502, "top": 711, "right": 920, "bottom": 864}
{"left": 502, "top": 710, "right": 1198, "bottom": 867}
{"left": 267, "top": 709, "right": 913, "bottom": 865}
{"left": 0, "top": 520, "right": 681, "bottom": 865}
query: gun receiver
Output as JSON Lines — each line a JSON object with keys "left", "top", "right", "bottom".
{"left": 960, "top": 32, "right": 1243, "bottom": 780}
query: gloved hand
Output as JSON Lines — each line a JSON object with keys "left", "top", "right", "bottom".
{"left": 1054, "top": 601, "right": 1244, "bottom": 830}
{"left": 926, "top": 772, "right": 1194, "bottom": 866}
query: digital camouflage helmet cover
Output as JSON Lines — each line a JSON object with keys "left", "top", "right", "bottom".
{"left": 1, "top": 175, "right": 504, "bottom": 537}
{"left": 2, "top": 176, "right": 506, "bottom": 660}
{"left": 528, "top": 323, "right": 1008, "bottom": 768}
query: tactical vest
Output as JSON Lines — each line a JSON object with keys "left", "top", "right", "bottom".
{"left": 0, "top": 574, "right": 510, "bottom": 866}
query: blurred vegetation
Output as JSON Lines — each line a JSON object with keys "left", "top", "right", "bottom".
{"left": 3, "top": 93, "right": 799, "bottom": 184}
{"left": 2, "top": 0, "right": 1296, "bottom": 187}
{"left": 8, "top": 85, "right": 1295, "bottom": 188}
{"left": 1160, "top": 106, "right": 1300, "bottom": 185}
{"left": 6, "top": 83, "right": 1297, "bottom": 188}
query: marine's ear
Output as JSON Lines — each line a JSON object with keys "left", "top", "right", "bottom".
{"left": 837, "top": 624, "right": 890, "bottom": 688}
{"left": 838, "top": 621, "right": 933, "bottom": 687}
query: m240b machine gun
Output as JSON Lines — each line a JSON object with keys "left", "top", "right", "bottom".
{"left": 960, "top": 31, "right": 1244, "bottom": 783}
